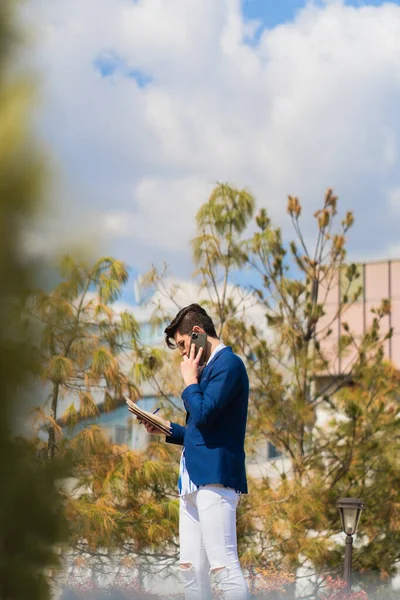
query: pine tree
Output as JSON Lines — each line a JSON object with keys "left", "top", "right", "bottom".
{"left": 22, "top": 254, "right": 182, "bottom": 584}
{"left": 25, "top": 254, "right": 138, "bottom": 459}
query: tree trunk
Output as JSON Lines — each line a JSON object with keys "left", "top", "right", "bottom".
{"left": 48, "top": 381, "right": 59, "bottom": 460}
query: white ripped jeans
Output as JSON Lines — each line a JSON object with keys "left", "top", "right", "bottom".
{"left": 179, "top": 484, "right": 249, "bottom": 600}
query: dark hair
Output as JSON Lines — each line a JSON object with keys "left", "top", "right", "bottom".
{"left": 164, "top": 303, "right": 218, "bottom": 349}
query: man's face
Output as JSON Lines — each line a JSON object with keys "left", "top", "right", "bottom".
{"left": 174, "top": 331, "right": 193, "bottom": 358}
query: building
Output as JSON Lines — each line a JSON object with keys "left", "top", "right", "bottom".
{"left": 318, "top": 258, "right": 400, "bottom": 373}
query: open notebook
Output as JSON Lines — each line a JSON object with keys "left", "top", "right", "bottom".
{"left": 125, "top": 397, "right": 172, "bottom": 436}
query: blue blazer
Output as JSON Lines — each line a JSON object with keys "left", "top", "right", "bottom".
{"left": 166, "top": 346, "right": 249, "bottom": 493}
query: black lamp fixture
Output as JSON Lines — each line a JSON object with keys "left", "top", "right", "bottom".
{"left": 336, "top": 498, "right": 365, "bottom": 590}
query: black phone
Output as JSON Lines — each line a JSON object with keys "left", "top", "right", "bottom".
{"left": 190, "top": 331, "right": 207, "bottom": 366}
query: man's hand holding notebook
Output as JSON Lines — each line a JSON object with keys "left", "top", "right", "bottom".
{"left": 125, "top": 397, "right": 172, "bottom": 436}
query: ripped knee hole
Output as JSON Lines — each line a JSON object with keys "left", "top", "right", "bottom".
{"left": 179, "top": 562, "right": 194, "bottom": 570}
{"left": 210, "top": 565, "right": 226, "bottom": 575}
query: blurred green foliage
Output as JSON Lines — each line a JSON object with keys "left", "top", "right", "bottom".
{"left": 0, "top": 2, "right": 68, "bottom": 598}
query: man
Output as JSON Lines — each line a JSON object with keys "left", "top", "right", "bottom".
{"left": 140, "top": 303, "right": 249, "bottom": 600}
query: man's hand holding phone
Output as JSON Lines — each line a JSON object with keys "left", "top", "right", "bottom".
{"left": 181, "top": 343, "right": 204, "bottom": 387}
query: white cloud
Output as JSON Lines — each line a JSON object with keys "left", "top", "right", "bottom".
{"left": 20, "top": 0, "right": 400, "bottom": 275}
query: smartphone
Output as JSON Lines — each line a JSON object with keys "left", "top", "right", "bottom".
{"left": 190, "top": 332, "right": 207, "bottom": 366}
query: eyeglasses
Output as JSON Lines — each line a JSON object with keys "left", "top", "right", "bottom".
{"left": 176, "top": 339, "right": 186, "bottom": 354}
{"left": 175, "top": 330, "right": 194, "bottom": 354}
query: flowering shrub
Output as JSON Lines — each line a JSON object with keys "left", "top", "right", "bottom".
{"left": 62, "top": 577, "right": 103, "bottom": 599}
{"left": 321, "top": 577, "right": 369, "bottom": 600}
{"left": 246, "top": 565, "right": 295, "bottom": 598}
{"left": 61, "top": 575, "right": 160, "bottom": 599}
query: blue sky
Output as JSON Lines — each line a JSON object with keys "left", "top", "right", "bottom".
{"left": 243, "top": 0, "right": 311, "bottom": 28}
{"left": 242, "top": 0, "right": 400, "bottom": 28}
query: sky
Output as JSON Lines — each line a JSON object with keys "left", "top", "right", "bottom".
{"left": 20, "top": 0, "right": 400, "bottom": 304}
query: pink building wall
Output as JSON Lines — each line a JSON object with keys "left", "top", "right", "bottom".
{"left": 317, "top": 259, "right": 400, "bottom": 374}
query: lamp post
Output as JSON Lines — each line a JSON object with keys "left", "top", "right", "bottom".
{"left": 336, "top": 498, "right": 365, "bottom": 591}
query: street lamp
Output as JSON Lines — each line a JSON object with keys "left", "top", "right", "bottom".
{"left": 336, "top": 498, "right": 365, "bottom": 591}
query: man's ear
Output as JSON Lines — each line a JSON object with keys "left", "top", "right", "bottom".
{"left": 192, "top": 325, "right": 205, "bottom": 334}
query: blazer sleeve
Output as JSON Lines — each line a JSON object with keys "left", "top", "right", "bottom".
{"left": 181, "top": 358, "right": 245, "bottom": 427}
{"left": 165, "top": 421, "right": 186, "bottom": 446}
